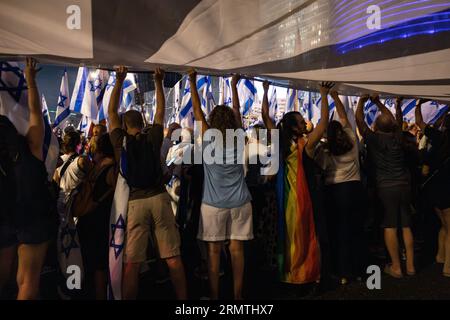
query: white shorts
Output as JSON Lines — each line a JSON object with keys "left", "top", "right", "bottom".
{"left": 197, "top": 202, "right": 253, "bottom": 241}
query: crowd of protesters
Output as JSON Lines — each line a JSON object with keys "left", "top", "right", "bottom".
{"left": 0, "top": 58, "right": 449, "bottom": 300}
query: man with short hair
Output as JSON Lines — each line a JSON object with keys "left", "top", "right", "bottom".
{"left": 108, "top": 66, "right": 187, "bottom": 300}
{"left": 356, "top": 94, "right": 415, "bottom": 278}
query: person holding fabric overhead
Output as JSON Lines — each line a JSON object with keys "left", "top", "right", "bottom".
{"left": 261, "top": 80, "right": 334, "bottom": 285}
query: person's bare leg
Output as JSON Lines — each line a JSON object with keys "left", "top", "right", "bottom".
{"left": 384, "top": 228, "right": 402, "bottom": 275}
{"left": 207, "top": 242, "right": 223, "bottom": 300}
{"left": 122, "top": 262, "right": 140, "bottom": 300}
{"left": 229, "top": 240, "right": 245, "bottom": 300}
{"left": 402, "top": 227, "right": 415, "bottom": 274}
{"left": 441, "top": 208, "right": 450, "bottom": 275}
{"left": 165, "top": 255, "right": 187, "bottom": 299}
{"left": 94, "top": 270, "right": 107, "bottom": 300}
{"left": 16, "top": 242, "right": 48, "bottom": 300}
{"left": 0, "top": 245, "right": 16, "bottom": 295}
{"left": 435, "top": 208, "right": 447, "bottom": 263}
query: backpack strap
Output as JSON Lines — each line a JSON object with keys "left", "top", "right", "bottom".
{"left": 59, "top": 153, "right": 78, "bottom": 181}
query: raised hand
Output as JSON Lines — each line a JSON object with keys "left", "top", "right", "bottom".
{"left": 154, "top": 67, "right": 165, "bottom": 82}
{"left": 417, "top": 98, "right": 430, "bottom": 105}
{"left": 319, "top": 81, "right": 335, "bottom": 95}
{"left": 360, "top": 94, "right": 370, "bottom": 103}
{"left": 231, "top": 74, "right": 241, "bottom": 87}
{"left": 370, "top": 93, "right": 380, "bottom": 102}
{"left": 25, "top": 57, "right": 40, "bottom": 83}
{"left": 330, "top": 89, "right": 339, "bottom": 98}
{"left": 115, "top": 66, "right": 128, "bottom": 83}
{"left": 188, "top": 68, "right": 197, "bottom": 82}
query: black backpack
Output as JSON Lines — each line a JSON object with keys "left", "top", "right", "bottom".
{"left": 125, "top": 133, "right": 161, "bottom": 189}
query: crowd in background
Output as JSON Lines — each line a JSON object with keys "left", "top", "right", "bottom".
{"left": 0, "top": 59, "right": 449, "bottom": 300}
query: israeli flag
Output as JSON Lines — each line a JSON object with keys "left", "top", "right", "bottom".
{"left": 285, "top": 88, "right": 296, "bottom": 113}
{"left": 0, "top": 62, "right": 58, "bottom": 179}
{"left": 69, "top": 67, "right": 88, "bottom": 114}
{"left": 80, "top": 69, "right": 109, "bottom": 122}
{"left": 78, "top": 114, "right": 91, "bottom": 136}
{"left": 383, "top": 98, "right": 449, "bottom": 125}
{"left": 98, "top": 72, "right": 137, "bottom": 122}
{"left": 298, "top": 91, "right": 312, "bottom": 121}
{"left": 41, "top": 94, "right": 60, "bottom": 180}
{"left": 426, "top": 101, "right": 449, "bottom": 124}
{"left": 108, "top": 137, "right": 130, "bottom": 300}
{"left": 201, "top": 76, "right": 215, "bottom": 115}
{"left": 53, "top": 68, "right": 71, "bottom": 128}
{"left": 269, "top": 86, "right": 278, "bottom": 121}
{"left": 238, "top": 78, "right": 256, "bottom": 116}
{"left": 219, "top": 77, "right": 232, "bottom": 106}
{"left": 0, "top": 61, "right": 29, "bottom": 135}
{"left": 168, "top": 78, "right": 182, "bottom": 126}
{"left": 364, "top": 100, "right": 378, "bottom": 127}
{"left": 179, "top": 75, "right": 208, "bottom": 128}
{"left": 121, "top": 74, "right": 138, "bottom": 113}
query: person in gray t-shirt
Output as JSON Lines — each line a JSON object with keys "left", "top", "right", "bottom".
{"left": 187, "top": 69, "right": 252, "bottom": 300}
{"left": 356, "top": 95, "right": 415, "bottom": 279}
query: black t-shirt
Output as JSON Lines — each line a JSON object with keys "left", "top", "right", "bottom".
{"left": 364, "top": 130, "right": 410, "bottom": 188}
{"left": 424, "top": 126, "right": 450, "bottom": 171}
{"left": 110, "top": 125, "right": 165, "bottom": 200}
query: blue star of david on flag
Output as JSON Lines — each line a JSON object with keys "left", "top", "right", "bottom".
{"left": 89, "top": 78, "right": 103, "bottom": 92}
{"left": 57, "top": 93, "right": 67, "bottom": 108}
{"left": 60, "top": 224, "right": 79, "bottom": 259}
{"left": 110, "top": 214, "right": 126, "bottom": 259}
{"left": 0, "top": 62, "right": 28, "bottom": 103}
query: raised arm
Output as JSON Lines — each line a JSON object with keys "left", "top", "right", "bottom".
{"left": 188, "top": 69, "right": 209, "bottom": 135}
{"left": 305, "top": 82, "right": 333, "bottom": 157}
{"left": 261, "top": 81, "right": 275, "bottom": 130}
{"left": 231, "top": 74, "right": 243, "bottom": 129}
{"left": 330, "top": 89, "right": 349, "bottom": 128}
{"left": 395, "top": 97, "right": 404, "bottom": 128}
{"left": 153, "top": 67, "right": 165, "bottom": 126}
{"left": 108, "top": 66, "right": 127, "bottom": 132}
{"left": 415, "top": 99, "right": 427, "bottom": 131}
{"left": 355, "top": 94, "right": 371, "bottom": 137}
{"left": 24, "top": 58, "right": 44, "bottom": 161}
{"left": 371, "top": 94, "right": 395, "bottom": 123}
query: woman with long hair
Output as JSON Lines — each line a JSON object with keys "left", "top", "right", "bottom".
{"left": 189, "top": 70, "right": 253, "bottom": 299}
{"left": 316, "top": 90, "right": 366, "bottom": 284}
{"left": 261, "top": 81, "right": 334, "bottom": 285}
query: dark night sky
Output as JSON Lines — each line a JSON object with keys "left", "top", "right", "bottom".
{"left": 36, "top": 64, "right": 78, "bottom": 122}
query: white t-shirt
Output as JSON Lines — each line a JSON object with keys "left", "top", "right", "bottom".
{"left": 56, "top": 154, "right": 86, "bottom": 215}
{"left": 316, "top": 127, "right": 361, "bottom": 185}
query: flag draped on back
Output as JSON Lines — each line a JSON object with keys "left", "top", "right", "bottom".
{"left": 108, "top": 138, "right": 130, "bottom": 300}
{"left": 53, "top": 68, "right": 71, "bottom": 128}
